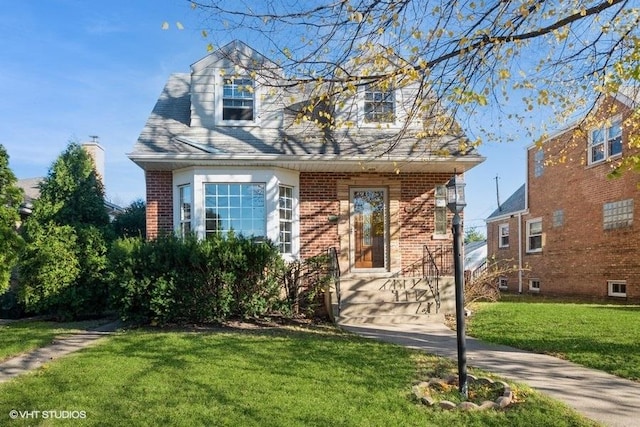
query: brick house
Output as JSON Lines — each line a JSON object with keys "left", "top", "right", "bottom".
{"left": 487, "top": 90, "right": 640, "bottom": 301}
{"left": 128, "top": 41, "right": 484, "bottom": 321}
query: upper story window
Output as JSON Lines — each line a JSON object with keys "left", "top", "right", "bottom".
{"left": 223, "top": 78, "right": 254, "bottom": 121}
{"left": 204, "top": 183, "right": 265, "bottom": 238}
{"left": 364, "top": 84, "right": 395, "bottom": 123}
{"left": 526, "top": 218, "right": 542, "bottom": 253}
{"left": 589, "top": 117, "right": 622, "bottom": 164}
{"left": 498, "top": 223, "right": 509, "bottom": 248}
{"left": 533, "top": 150, "right": 544, "bottom": 177}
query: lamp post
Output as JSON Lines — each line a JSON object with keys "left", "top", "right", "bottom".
{"left": 446, "top": 173, "right": 468, "bottom": 399}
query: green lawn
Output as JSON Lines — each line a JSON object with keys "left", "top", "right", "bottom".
{"left": 0, "top": 325, "right": 597, "bottom": 426}
{"left": 0, "top": 319, "right": 111, "bottom": 362}
{"left": 467, "top": 300, "right": 640, "bottom": 381}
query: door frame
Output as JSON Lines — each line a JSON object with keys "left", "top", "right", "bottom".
{"left": 349, "top": 187, "right": 389, "bottom": 272}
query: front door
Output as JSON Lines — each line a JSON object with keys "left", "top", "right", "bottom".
{"left": 351, "top": 188, "right": 387, "bottom": 270}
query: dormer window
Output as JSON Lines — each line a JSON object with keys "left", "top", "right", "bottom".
{"left": 223, "top": 78, "right": 254, "bottom": 121}
{"left": 364, "top": 84, "right": 395, "bottom": 123}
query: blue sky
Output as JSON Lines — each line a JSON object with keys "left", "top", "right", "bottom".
{"left": 0, "top": 0, "right": 530, "bottom": 233}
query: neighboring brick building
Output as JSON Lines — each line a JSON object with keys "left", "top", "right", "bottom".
{"left": 487, "top": 91, "right": 640, "bottom": 301}
{"left": 129, "top": 40, "right": 484, "bottom": 278}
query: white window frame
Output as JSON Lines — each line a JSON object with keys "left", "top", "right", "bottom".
{"left": 498, "top": 277, "right": 508, "bottom": 290}
{"left": 364, "top": 83, "right": 395, "bottom": 123}
{"left": 215, "top": 75, "right": 260, "bottom": 126}
{"left": 526, "top": 218, "right": 543, "bottom": 253}
{"left": 178, "top": 184, "right": 192, "bottom": 237}
{"left": 498, "top": 223, "right": 509, "bottom": 248}
{"left": 529, "top": 279, "right": 540, "bottom": 292}
{"left": 588, "top": 116, "right": 623, "bottom": 165}
{"left": 279, "top": 185, "right": 294, "bottom": 254}
{"left": 607, "top": 280, "right": 627, "bottom": 298}
{"left": 204, "top": 183, "right": 267, "bottom": 239}
{"left": 173, "top": 168, "right": 300, "bottom": 260}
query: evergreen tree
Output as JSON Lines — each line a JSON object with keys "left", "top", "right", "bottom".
{"left": 19, "top": 142, "right": 110, "bottom": 319}
{"left": 112, "top": 199, "right": 146, "bottom": 238}
{"left": 0, "top": 144, "right": 24, "bottom": 294}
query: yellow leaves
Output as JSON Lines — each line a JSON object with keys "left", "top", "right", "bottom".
{"left": 498, "top": 69, "right": 511, "bottom": 80}
{"left": 283, "top": 47, "right": 292, "bottom": 60}
{"left": 162, "top": 21, "right": 184, "bottom": 31}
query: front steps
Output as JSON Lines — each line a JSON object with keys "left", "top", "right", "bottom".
{"left": 334, "top": 276, "right": 454, "bottom": 325}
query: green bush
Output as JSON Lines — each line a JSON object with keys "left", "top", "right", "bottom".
{"left": 108, "top": 233, "right": 283, "bottom": 324}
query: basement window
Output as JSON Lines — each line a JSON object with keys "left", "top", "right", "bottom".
{"left": 529, "top": 279, "right": 540, "bottom": 292}
{"left": 608, "top": 280, "right": 627, "bottom": 298}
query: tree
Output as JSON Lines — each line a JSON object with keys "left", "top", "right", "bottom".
{"left": 464, "top": 227, "right": 486, "bottom": 244}
{"left": 0, "top": 144, "right": 23, "bottom": 294}
{"left": 19, "top": 142, "right": 110, "bottom": 319}
{"left": 112, "top": 199, "right": 146, "bottom": 238}
{"left": 185, "top": 0, "right": 640, "bottom": 171}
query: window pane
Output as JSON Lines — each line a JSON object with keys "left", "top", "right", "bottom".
{"left": 223, "top": 78, "right": 254, "bottom": 121}
{"left": 204, "top": 183, "right": 266, "bottom": 237}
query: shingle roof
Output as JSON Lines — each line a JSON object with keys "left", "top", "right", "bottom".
{"left": 486, "top": 183, "right": 526, "bottom": 220}
{"left": 130, "top": 44, "right": 485, "bottom": 172}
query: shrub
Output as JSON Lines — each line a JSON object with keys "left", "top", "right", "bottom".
{"left": 108, "top": 233, "right": 283, "bottom": 324}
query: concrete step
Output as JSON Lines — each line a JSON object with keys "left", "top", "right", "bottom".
{"left": 338, "top": 312, "right": 445, "bottom": 325}
{"left": 340, "top": 289, "right": 436, "bottom": 304}
{"left": 339, "top": 301, "right": 438, "bottom": 317}
{"left": 339, "top": 277, "right": 431, "bottom": 292}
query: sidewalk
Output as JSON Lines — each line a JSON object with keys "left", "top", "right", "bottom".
{"left": 0, "top": 320, "right": 121, "bottom": 384}
{"left": 341, "top": 321, "right": 640, "bottom": 427}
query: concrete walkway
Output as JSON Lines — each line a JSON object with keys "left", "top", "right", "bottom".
{"left": 341, "top": 321, "right": 640, "bottom": 427}
{"left": 0, "top": 320, "right": 121, "bottom": 384}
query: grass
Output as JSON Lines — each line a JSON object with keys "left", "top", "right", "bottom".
{"left": 0, "top": 319, "right": 112, "bottom": 362}
{"left": 467, "top": 300, "right": 640, "bottom": 381}
{"left": 0, "top": 324, "right": 598, "bottom": 426}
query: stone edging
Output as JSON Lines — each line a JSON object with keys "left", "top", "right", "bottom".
{"left": 412, "top": 374, "right": 513, "bottom": 410}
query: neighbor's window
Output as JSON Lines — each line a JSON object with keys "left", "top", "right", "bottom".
{"left": 434, "top": 185, "right": 448, "bottom": 235}
{"left": 553, "top": 209, "right": 564, "bottom": 228}
{"left": 364, "top": 83, "right": 395, "bottom": 123}
{"left": 526, "top": 218, "right": 542, "bottom": 253}
{"left": 223, "top": 78, "right": 254, "bottom": 121}
{"left": 607, "top": 280, "right": 627, "bottom": 298}
{"left": 498, "top": 223, "right": 509, "bottom": 248}
{"left": 529, "top": 279, "right": 540, "bottom": 292}
{"left": 534, "top": 149, "right": 544, "bottom": 177}
{"left": 498, "top": 277, "right": 508, "bottom": 290}
{"left": 179, "top": 185, "right": 192, "bottom": 236}
{"left": 603, "top": 199, "right": 633, "bottom": 230}
{"left": 589, "top": 118, "right": 622, "bottom": 164}
{"left": 204, "top": 183, "right": 265, "bottom": 238}
{"left": 279, "top": 185, "right": 293, "bottom": 254}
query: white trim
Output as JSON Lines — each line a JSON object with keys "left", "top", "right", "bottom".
{"left": 173, "top": 167, "right": 300, "bottom": 260}
{"left": 607, "top": 280, "right": 627, "bottom": 298}
{"left": 587, "top": 114, "right": 623, "bottom": 165}
{"left": 498, "top": 223, "right": 509, "bottom": 248}
{"left": 526, "top": 217, "right": 543, "bottom": 253}
{"left": 214, "top": 74, "right": 262, "bottom": 127}
{"left": 498, "top": 277, "right": 508, "bottom": 290}
{"left": 529, "top": 278, "right": 540, "bottom": 292}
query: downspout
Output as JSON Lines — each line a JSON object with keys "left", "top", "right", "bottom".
{"left": 518, "top": 212, "right": 523, "bottom": 293}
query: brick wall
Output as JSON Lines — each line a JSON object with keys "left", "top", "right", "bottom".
{"left": 145, "top": 170, "right": 173, "bottom": 239}
{"left": 299, "top": 171, "right": 454, "bottom": 274}
{"left": 487, "top": 215, "right": 523, "bottom": 292}
{"left": 492, "top": 96, "right": 640, "bottom": 301}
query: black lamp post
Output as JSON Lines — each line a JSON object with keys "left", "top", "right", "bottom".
{"left": 446, "top": 172, "right": 468, "bottom": 399}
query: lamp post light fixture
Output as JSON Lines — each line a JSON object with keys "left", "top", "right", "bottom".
{"left": 446, "top": 172, "right": 468, "bottom": 399}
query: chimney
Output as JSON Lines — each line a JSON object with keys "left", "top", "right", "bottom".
{"left": 82, "top": 135, "right": 105, "bottom": 184}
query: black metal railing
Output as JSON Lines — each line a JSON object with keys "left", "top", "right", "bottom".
{"left": 423, "top": 243, "right": 454, "bottom": 312}
{"left": 327, "top": 247, "right": 341, "bottom": 315}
